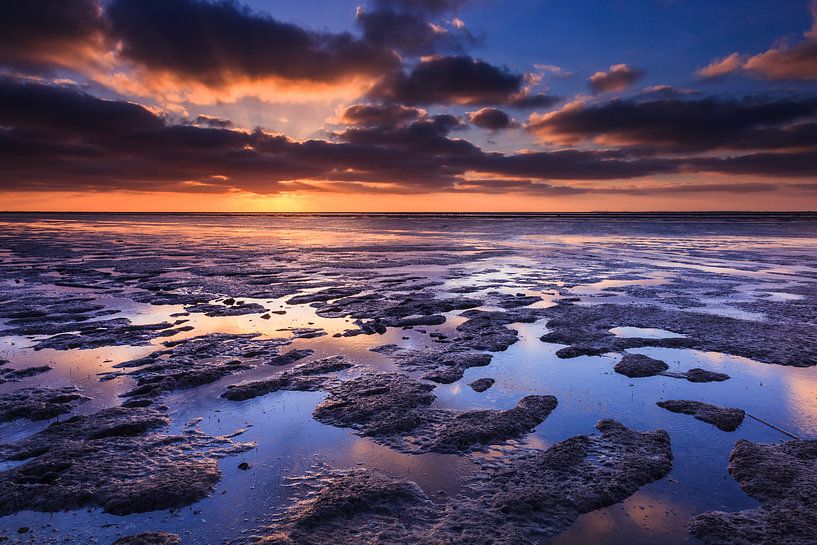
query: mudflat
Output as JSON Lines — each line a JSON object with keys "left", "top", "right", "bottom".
{"left": 0, "top": 212, "right": 815, "bottom": 544}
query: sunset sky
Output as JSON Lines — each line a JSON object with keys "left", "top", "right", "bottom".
{"left": 1, "top": 0, "right": 817, "bottom": 211}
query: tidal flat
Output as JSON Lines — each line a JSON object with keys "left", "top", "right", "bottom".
{"left": 0, "top": 212, "right": 815, "bottom": 544}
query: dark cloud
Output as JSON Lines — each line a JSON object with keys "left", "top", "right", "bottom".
{"left": 0, "top": 0, "right": 104, "bottom": 70}
{"left": 105, "top": 0, "right": 398, "bottom": 86}
{"left": 465, "top": 150, "right": 678, "bottom": 181}
{"left": 370, "top": 55, "right": 527, "bottom": 106}
{"left": 335, "top": 113, "right": 475, "bottom": 157}
{"left": 2, "top": 79, "right": 814, "bottom": 198}
{"left": 356, "top": 0, "right": 478, "bottom": 56}
{"left": 0, "top": 78, "right": 163, "bottom": 135}
{"left": 588, "top": 64, "right": 645, "bottom": 93}
{"left": 528, "top": 96, "right": 817, "bottom": 152}
{"left": 688, "top": 151, "right": 817, "bottom": 177}
{"left": 336, "top": 104, "right": 426, "bottom": 127}
{"left": 468, "top": 108, "right": 517, "bottom": 130}
{"left": 194, "top": 115, "right": 233, "bottom": 129}
{"left": 453, "top": 179, "right": 780, "bottom": 196}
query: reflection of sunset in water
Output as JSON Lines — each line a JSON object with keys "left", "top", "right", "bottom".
{"left": 546, "top": 491, "right": 696, "bottom": 545}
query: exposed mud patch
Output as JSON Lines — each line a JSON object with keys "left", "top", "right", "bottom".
{"left": 0, "top": 407, "right": 252, "bottom": 515}
{"left": 222, "top": 356, "right": 354, "bottom": 401}
{"left": 257, "top": 420, "right": 672, "bottom": 543}
{"left": 657, "top": 400, "right": 745, "bottom": 431}
{"left": 469, "top": 378, "right": 495, "bottom": 392}
{"left": 313, "top": 372, "right": 556, "bottom": 454}
{"left": 0, "top": 365, "right": 51, "bottom": 384}
{"left": 690, "top": 438, "right": 817, "bottom": 545}
{"left": 103, "top": 333, "right": 291, "bottom": 398}
{"left": 268, "top": 349, "right": 315, "bottom": 366}
{"left": 667, "top": 368, "right": 731, "bottom": 383}
{"left": 541, "top": 302, "right": 815, "bottom": 366}
{"left": 371, "top": 345, "right": 492, "bottom": 384}
{"left": 614, "top": 354, "right": 669, "bottom": 378}
{"left": 0, "top": 387, "right": 90, "bottom": 421}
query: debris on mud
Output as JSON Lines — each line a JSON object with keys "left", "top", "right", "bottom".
{"left": 657, "top": 400, "right": 745, "bottom": 431}
{"left": 690, "top": 438, "right": 817, "bottom": 545}
{"left": 0, "top": 406, "right": 253, "bottom": 516}
{"left": 0, "top": 386, "right": 90, "bottom": 421}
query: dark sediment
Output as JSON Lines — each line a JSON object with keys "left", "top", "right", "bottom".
{"left": 657, "top": 400, "right": 745, "bottom": 431}
{"left": 0, "top": 293, "right": 189, "bottom": 350}
{"left": 690, "top": 438, "right": 817, "bottom": 545}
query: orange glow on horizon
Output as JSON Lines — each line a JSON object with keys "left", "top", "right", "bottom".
{"left": 1, "top": 187, "right": 814, "bottom": 213}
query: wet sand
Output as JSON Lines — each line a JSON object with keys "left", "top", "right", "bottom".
{"left": 0, "top": 212, "right": 815, "bottom": 544}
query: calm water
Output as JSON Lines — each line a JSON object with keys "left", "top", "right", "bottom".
{"left": 0, "top": 213, "right": 815, "bottom": 544}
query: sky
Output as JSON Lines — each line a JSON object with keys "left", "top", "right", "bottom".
{"left": 1, "top": 0, "right": 816, "bottom": 211}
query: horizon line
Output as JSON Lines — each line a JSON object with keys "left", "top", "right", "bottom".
{"left": 2, "top": 210, "right": 816, "bottom": 215}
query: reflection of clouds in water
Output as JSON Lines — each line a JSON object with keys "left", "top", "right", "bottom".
{"left": 547, "top": 491, "right": 696, "bottom": 545}
{"left": 611, "top": 326, "right": 685, "bottom": 339}
{"left": 783, "top": 371, "right": 817, "bottom": 435}
{"left": 347, "top": 437, "right": 470, "bottom": 496}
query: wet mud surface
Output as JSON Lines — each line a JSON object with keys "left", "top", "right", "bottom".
{"left": 0, "top": 212, "right": 815, "bottom": 544}
{"left": 690, "top": 438, "right": 817, "bottom": 544}
{"left": 656, "top": 400, "right": 746, "bottom": 432}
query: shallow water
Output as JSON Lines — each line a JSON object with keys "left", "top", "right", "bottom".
{"left": 0, "top": 212, "right": 816, "bottom": 544}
